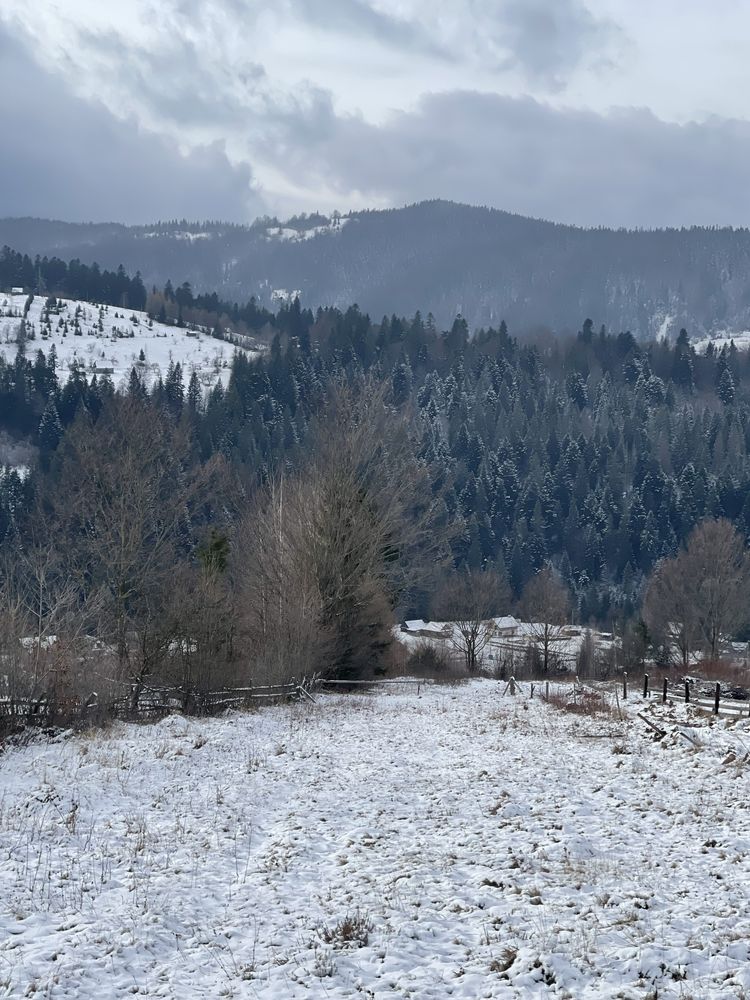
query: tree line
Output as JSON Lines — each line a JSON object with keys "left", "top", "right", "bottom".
{"left": 0, "top": 246, "right": 276, "bottom": 334}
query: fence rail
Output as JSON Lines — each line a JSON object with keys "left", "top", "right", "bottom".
{"left": 4, "top": 668, "right": 749, "bottom": 735}
{"left": 0, "top": 678, "right": 316, "bottom": 728}
{"left": 619, "top": 672, "right": 750, "bottom": 717}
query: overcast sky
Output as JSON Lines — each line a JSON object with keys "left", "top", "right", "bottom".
{"left": 1, "top": 0, "right": 749, "bottom": 227}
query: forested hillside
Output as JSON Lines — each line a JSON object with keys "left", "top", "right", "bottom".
{"left": 3, "top": 261, "right": 750, "bottom": 638}
{"left": 5, "top": 201, "right": 750, "bottom": 335}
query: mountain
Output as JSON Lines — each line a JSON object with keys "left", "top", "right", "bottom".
{"left": 3, "top": 201, "right": 750, "bottom": 337}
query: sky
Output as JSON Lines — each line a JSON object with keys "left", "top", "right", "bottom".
{"left": 1, "top": 0, "right": 750, "bottom": 227}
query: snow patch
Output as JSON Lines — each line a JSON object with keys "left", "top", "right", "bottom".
{"left": 0, "top": 293, "right": 260, "bottom": 390}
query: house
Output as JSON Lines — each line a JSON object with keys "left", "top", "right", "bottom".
{"left": 401, "top": 620, "right": 452, "bottom": 640}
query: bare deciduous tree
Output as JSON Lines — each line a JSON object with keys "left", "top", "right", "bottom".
{"left": 235, "top": 380, "right": 452, "bottom": 682}
{"left": 165, "top": 531, "right": 236, "bottom": 707}
{"left": 519, "top": 566, "right": 571, "bottom": 673}
{"left": 40, "top": 397, "right": 230, "bottom": 711}
{"left": 431, "top": 566, "right": 511, "bottom": 672}
{"left": 687, "top": 519, "right": 750, "bottom": 659}
{"left": 642, "top": 557, "right": 696, "bottom": 668}
{"left": 643, "top": 518, "right": 750, "bottom": 664}
{"left": 234, "top": 476, "right": 332, "bottom": 685}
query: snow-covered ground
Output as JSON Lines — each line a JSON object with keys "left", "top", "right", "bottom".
{"left": 264, "top": 218, "right": 350, "bottom": 243}
{"left": 2, "top": 682, "right": 750, "bottom": 998}
{"left": 692, "top": 331, "right": 750, "bottom": 353}
{"left": 0, "top": 293, "right": 259, "bottom": 391}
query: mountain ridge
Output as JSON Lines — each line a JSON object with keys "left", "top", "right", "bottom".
{"left": 3, "top": 200, "right": 750, "bottom": 337}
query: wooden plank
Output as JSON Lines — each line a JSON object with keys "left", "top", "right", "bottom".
{"left": 637, "top": 712, "right": 666, "bottom": 738}
{"left": 320, "top": 679, "right": 426, "bottom": 686}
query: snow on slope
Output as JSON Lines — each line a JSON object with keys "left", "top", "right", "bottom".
{"left": 693, "top": 330, "right": 750, "bottom": 353}
{"left": 264, "top": 217, "right": 350, "bottom": 243}
{"left": 2, "top": 682, "right": 750, "bottom": 998}
{"left": 0, "top": 293, "right": 259, "bottom": 390}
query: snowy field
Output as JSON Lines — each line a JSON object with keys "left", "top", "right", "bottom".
{"left": 0, "top": 293, "right": 260, "bottom": 391}
{"left": 692, "top": 331, "right": 750, "bottom": 354}
{"left": 2, "top": 682, "right": 750, "bottom": 998}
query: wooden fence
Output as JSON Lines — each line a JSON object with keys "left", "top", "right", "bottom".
{"left": 0, "top": 678, "right": 318, "bottom": 729}
{"left": 505, "top": 672, "right": 750, "bottom": 719}
{"left": 0, "top": 674, "right": 430, "bottom": 731}
{"left": 620, "top": 672, "right": 750, "bottom": 718}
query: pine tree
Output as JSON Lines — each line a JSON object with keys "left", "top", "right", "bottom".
{"left": 38, "top": 398, "right": 63, "bottom": 464}
{"left": 187, "top": 370, "right": 202, "bottom": 412}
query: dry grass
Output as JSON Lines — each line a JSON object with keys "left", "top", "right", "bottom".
{"left": 547, "top": 688, "right": 615, "bottom": 717}
{"left": 319, "top": 910, "right": 373, "bottom": 949}
{"left": 689, "top": 659, "right": 750, "bottom": 688}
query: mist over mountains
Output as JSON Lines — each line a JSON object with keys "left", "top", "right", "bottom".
{"left": 3, "top": 200, "right": 750, "bottom": 337}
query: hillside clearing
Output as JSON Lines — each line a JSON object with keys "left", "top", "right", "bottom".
{"left": 2, "top": 682, "right": 750, "bottom": 998}
{"left": 0, "top": 293, "right": 260, "bottom": 390}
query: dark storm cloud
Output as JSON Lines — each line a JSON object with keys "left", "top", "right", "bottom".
{"left": 279, "top": 92, "right": 750, "bottom": 228}
{"left": 0, "top": 26, "right": 260, "bottom": 223}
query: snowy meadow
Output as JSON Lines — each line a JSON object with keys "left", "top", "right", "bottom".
{"left": 0, "top": 293, "right": 260, "bottom": 391}
{"left": 2, "top": 681, "right": 750, "bottom": 998}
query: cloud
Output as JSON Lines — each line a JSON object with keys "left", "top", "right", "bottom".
{"left": 487, "top": 0, "right": 623, "bottom": 88}
{"left": 274, "top": 91, "right": 750, "bottom": 228}
{"left": 288, "top": 0, "right": 450, "bottom": 58}
{"left": 0, "top": 25, "right": 262, "bottom": 223}
{"left": 1, "top": 3, "right": 748, "bottom": 229}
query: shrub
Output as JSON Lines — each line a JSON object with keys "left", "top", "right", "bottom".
{"left": 404, "top": 641, "right": 453, "bottom": 677}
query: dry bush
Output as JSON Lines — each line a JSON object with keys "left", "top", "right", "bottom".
{"left": 487, "top": 645, "right": 537, "bottom": 681}
{"left": 688, "top": 658, "right": 750, "bottom": 688}
{"left": 547, "top": 688, "right": 614, "bottom": 717}
{"left": 403, "top": 641, "right": 453, "bottom": 676}
{"left": 320, "top": 910, "right": 373, "bottom": 949}
{"left": 389, "top": 640, "right": 468, "bottom": 684}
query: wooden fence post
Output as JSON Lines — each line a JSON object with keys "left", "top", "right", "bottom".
{"left": 714, "top": 683, "right": 721, "bottom": 715}
{"left": 623, "top": 672, "right": 628, "bottom": 700}
{"left": 685, "top": 679, "right": 690, "bottom": 704}
{"left": 530, "top": 683, "right": 535, "bottom": 699}
{"left": 545, "top": 680, "right": 550, "bottom": 701}
{"left": 643, "top": 673, "right": 649, "bottom": 699}
{"left": 662, "top": 678, "right": 668, "bottom": 704}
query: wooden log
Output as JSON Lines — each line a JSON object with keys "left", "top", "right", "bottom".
{"left": 296, "top": 685, "right": 317, "bottom": 704}
{"left": 637, "top": 712, "right": 666, "bottom": 738}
